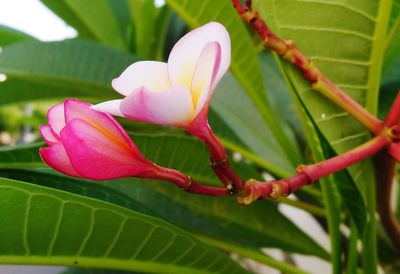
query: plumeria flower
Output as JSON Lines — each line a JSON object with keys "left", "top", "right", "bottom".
{"left": 91, "top": 22, "right": 231, "bottom": 130}
{"left": 39, "top": 99, "right": 154, "bottom": 180}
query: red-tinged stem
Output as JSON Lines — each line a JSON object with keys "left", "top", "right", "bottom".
{"left": 238, "top": 135, "right": 390, "bottom": 204}
{"left": 374, "top": 151, "right": 400, "bottom": 253}
{"left": 212, "top": 164, "right": 232, "bottom": 187}
{"left": 245, "top": 0, "right": 252, "bottom": 9}
{"left": 188, "top": 119, "right": 243, "bottom": 191}
{"left": 141, "top": 165, "right": 229, "bottom": 196}
{"left": 231, "top": 0, "right": 385, "bottom": 135}
{"left": 299, "top": 135, "right": 390, "bottom": 181}
{"left": 385, "top": 91, "right": 400, "bottom": 126}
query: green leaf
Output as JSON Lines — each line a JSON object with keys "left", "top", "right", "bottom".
{"left": 128, "top": 0, "right": 157, "bottom": 58}
{"left": 389, "top": 0, "right": 400, "bottom": 30}
{"left": 165, "top": 0, "right": 302, "bottom": 166}
{"left": 0, "top": 169, "right": 329, "bottom": 260}
{"left": 0, "top": 25, "right": 35, "bottom": 47}
{"left": 256, "top": 1, "right": 392, "bottom": 272}
{"left": 211, "top": 73, "right": 294, "bottom": 177}
{"left": 383, "top": 0, "right": 400, "bottom": 70}
{"left": 40, "top": 0, "right": 128, "bottom": 50}
{"left": 260, "top": 53, "right": 305, "bottom": 141}
{"left": 0, "top": 143, "right": 44, "bottom": 169}
{"left": 379, "top": 69, "right": 400, "bottom": 120}
{"left": 0, "top": 177, "right": 246, "bottom": 273}
{"left": 0, "top": 40, "right": 135, "bottom": 105}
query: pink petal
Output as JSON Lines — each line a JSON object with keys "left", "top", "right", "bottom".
{"left": 39, "top": 125, "right": 59, "bottom": 145}
{"left": 120, "top": 86, "right": 195, "bottom": 127}
{"left": 60, "top": 118, "right": 151, "bottom": 180}
{"left": 167, "top": 22, "right": 230, "bottom": 89}
{"left": 39, "top": 142, "right": 82, "bottom": 178}
{"left": 91, "top": 99, "right": 124, "bottom": 117}
{"left": 112, "top": 61, "right": 171, "bottom": 96}
{"left": 64, "top": 98, "right": 141, "bottom": 156}
{"left": 191, "top": 42, "right": 221, "bottom": 115}
{"left": 47, "top": 103, "right": 65, "bottom": 136}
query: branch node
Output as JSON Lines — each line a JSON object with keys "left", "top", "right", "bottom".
{"left": 183, "top": 176, "right": 193, "bottom": 192}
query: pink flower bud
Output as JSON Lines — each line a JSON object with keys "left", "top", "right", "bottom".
{"left": 39, "top": 99, "right": 154, "bottom": 180}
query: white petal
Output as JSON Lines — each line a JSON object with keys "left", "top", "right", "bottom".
{"left": 112, "top": 61, "right": 171, "bottom": 96}
{"left": 91, "top": 99, "right": 124, "bottom": 117}
{"left": 191, "top": 42, "right": 221, "bottom": 115}
{"left": 167, "top": 22, "right": 231, "bottom": 89}
{"left": 120, "top": 86, "right": 195, "bottom": 127}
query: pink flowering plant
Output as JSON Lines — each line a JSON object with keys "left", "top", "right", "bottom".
{"left": 0, "top": 1, "right": 400, "bottom": 273}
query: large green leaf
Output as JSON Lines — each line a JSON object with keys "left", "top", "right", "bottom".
{"left": 0, "top": 169, "right": 329, "bottom": 260}
{"left": 0, "top": 177, "right": 246, "bottom": 274}
{"left": 0, "top": 25, "right": 34, "bottom": 47}
{"left": 0, "top": 40, "right": 134, "bottom": 105}
{"left": 256, "top": 0, "right": 392, "bottom": 272}
{"left": 40, "top": 0, "right": 128, "bottom": 50}
{"left": 166, "top": 0, "right": 302, "bottom": 166}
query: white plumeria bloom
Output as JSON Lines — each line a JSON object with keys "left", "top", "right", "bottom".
{"left": 92, "top": 22, "right": 231, "bottom": 128}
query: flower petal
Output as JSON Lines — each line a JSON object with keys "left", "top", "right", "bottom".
{"left": 64, "top": 98, "right": 140, "bottom": 156}
{"left": 39, "top": 142, "right": 82, "bottom": 178}
{"left": 39, "top": 125, "right": 59, "bottom": 145}
{"left": 168, "top": 22, "right": 230, "bottom": 89}
{"left": 112, "top": 61, "right": 171, "bottom": 96}
{"left": 120, "top": 86, "right": 195, "bottom": 127}
{"left": 191, "top": 41, "right": 221, "bottom": 115}
{"left": 47, "top": 102, "right": 65, "bottom": 136}
{"left": 91, "top": 99, "right": 124, "bottom": 117}
{"left": 60, "top": 119, "right": 151, "bottom": 180}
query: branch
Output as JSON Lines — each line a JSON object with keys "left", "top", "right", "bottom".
{"left": 238, "top": 135, "right": 390, "bottom": 204}
{"left": 188, "top": 119, "right": 243, "bottom": 192}
{"left": 385, "top": 91, "right": 400, "bottom": 127}
{"left": 231, "top": 0, "right": 384, "bottom": 134}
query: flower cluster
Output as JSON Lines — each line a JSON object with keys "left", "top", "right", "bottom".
{"left": 40, "top": 22, "right": 237, "bottom": 196}
{"left": 38, "top": 21, "right": 400, "bottom": 202}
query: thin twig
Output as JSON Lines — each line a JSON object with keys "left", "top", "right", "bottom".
{"left": 231, "top": 0, "right": 384, "bottom": 134}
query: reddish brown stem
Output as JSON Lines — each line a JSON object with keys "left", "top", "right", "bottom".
{"left": 374, "top": 151, "right": 400, "bottom": 253}
{"left": 299, "top": 135, "right": 390, "bottom": 181}
{"left": 385, "top": 91, "right": 400, "bottom": 127}
{"left": 211, "top": 164, "right": 232, "bottom": 188}
{"left": 238, "top": 135, "right": 390, "bottom": 204}
{"left": 141, "top": 165, "right": 229, "bottom": 196}
{"left": 188, "top": 120, "right": 243, "bottom": 191}
{"left": 231, "top": 0, "right": 385, "bottom": 135}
